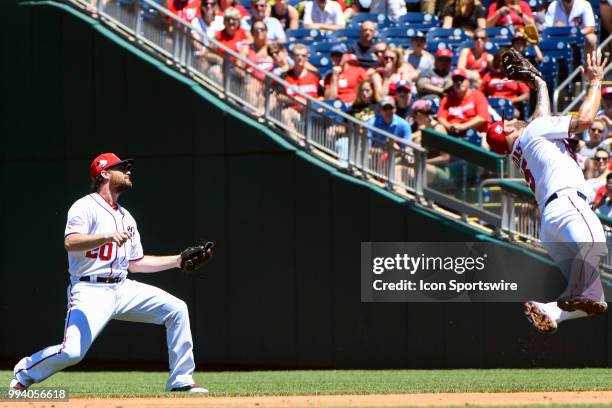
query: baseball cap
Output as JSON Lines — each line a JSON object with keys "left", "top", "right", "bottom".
{"left": 411, "top": 99, "right": 433, "bottom": 113}
{"left": 486, "top": 122, "right": 510, "bottom": 155}
{"left": 603, "top": 86, "right": 612, "bottom": 97}
{"left": 451, "top": 68, "right": 468, "bottom": 80}
{"left": 395, "top": 79, "right": 412, "bottom": 92}
{"left": 435, "top": 48, "right": 453, "bottom": 58}
{"left": 89, "top": 153, "right": 134, "bottom": 180}
{"left": 380, "top": 96, "right": 396, "bottom": 108}
{"left": 330, "top": 43, "right": 348, "bottom": 54}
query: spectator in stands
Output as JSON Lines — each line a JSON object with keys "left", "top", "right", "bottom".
{"left": 510, "top": 30, "right": 543, "bottom": 64}
{"left": 409, "top": 99, "right": 447, "bottom": 146}
{"left": 602, "top": 0, "right": 612, "bottom": 38}
{"left": 324, "top": 53, "right": 368, "bottom": 104}
{"left": 282, "top": 44, "right": 323, "bottom": 103}
{"left": 457, "top": 28, "right": 493, "bottom": 87}
{"left": 267, "top": 0, "right": 299, "bottom": 30}
{"left": 579, "top": 118, "right": 609, "bottom": 159}
{"left": 214, "top": 7, "right": 251, "bottom": 59}
{"left": 346, "top": 21, "right": 379, "bottom": 69}
{"left": 242, "top": 0, "right": 286, "bottom": 42}
{"left": 168, "top": 0, "right": 202, "bottom": 22}
{"left": 441, "top": 0, "right": 487, "bottom": 33}
{"left": 377, "top": 47, "right": 418, "bottom": 96}
{"left": 599, "top": 86, "right": 612, "bottom": 129}
{"left": 344, "top": 0, "right": 372, "bottom": 21}
{"left": 543, "top": 0, "right": 597, "bottom": 57}
{"left": 303, "top": 0, "right": 346, "bottom": 32}
{"left": 247, "top": 20, "right": 275, "bottom": 79}
{"left": 373, "top": 41, "right": 388, "bottom": 67}
{"left": 217, "top": 0, "right": 250, "bottom": 18}
{"left": 394, "top": 80, "right": 414, "bottom": 119}
{"left": 368, "top": 96, "right": 412, "bottom": 141}
{"left": 479, "top": 50, "right": 530, "bottom": 116}
{"left": 268, "top": 42, "right": 293, "bottom": 74}
{"left": 416, "top": 49, "right": 453, "bottom": 102}
{"left": 191, "top": 0, "right": 224, "bottom": 50}
{"left": 593, "top": 173, "right": 612, "bottom": 216}
{"left": 348, "top": 78, "right": 381, "bottom": 122}
{"left": 438, "top": 68, "right": 491, "bottom": 138}
{"left": 405, "top": 32, "right": 434, "bottom": 75}
{"left": 486, "top": 0, "right": 535, "bottom": 30}
{"left": 369, "top": 0, "right": 407, "bottom": 22}
{"left": 585, "top": 147, "right": 611, "bottom": 194}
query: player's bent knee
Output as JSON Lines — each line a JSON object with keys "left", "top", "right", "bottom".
{"left": 61, "top": 346, "right": 85, "bottom": 366}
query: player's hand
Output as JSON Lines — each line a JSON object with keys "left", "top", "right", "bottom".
{"left": 105, "top": 231, "right": 129, "bottom": 247}
{"left": 582, "top": 51, "right": 608, "bottom": 83}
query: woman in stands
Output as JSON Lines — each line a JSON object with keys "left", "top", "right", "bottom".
{"left": 441, "top": 0, "right": 487, "bottom": 33}
{"left": 266, "top": 0, "right": 299, "bottom": 30}
{"left": 375, "top": 47, "right": 417, "bottom": 97}
{"left": 456, "top": 28, "right": 493, "bottom": 87}
{"left": 191, "top": 0, "right": 224, "bottom": 51}
{"left": 486, "top": 0, "right": 535, "bottom": 30}
{"left": 479, "top": 50, "right": 529, "bottom": 117}
{"left": 216, "top": 0, "right": 250, "bottom": 18}
{"left": 245, "top": 21, "right": 274, "bottom": 112}
{"left": 214, "top": 7, "right": 252, "bottom": 60}
{"left": 347, "top": 78, "right": 381, "bottom": 122}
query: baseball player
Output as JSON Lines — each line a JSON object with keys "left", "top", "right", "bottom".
{"left": 486, "top": 51, "right": 608, "bottom": 333}
{"left": 9, "top": 153, "right": 212, "bottom": 392}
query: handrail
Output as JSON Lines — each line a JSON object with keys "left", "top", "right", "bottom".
{"left": 561, "top": 64, "right": 612, "bottom": 114}
{"left": 552, "top": 33, "right": 612, "bottom": 114}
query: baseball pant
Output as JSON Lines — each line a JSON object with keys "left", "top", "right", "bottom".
{"left": 540, "top": 189, "right": 607, "bottom": 302}
{"left": 14, "top": 278, "right": 196, "bottom": 390}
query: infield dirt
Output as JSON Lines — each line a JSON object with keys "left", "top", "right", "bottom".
{"left": 4, "top": 391, "right": 612, "bottom": 407}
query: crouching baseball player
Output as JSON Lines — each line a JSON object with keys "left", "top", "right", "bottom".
{"left": 485, "top": 50, "right": 609, "bottom": 333}
{"left": 10, "top": 153, "right": 213, "bottom": 392}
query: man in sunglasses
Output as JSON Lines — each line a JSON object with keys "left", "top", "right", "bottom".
{"left": 543, "top": 0, "right": 597, "bottom": 57}
{"left": 486, "top": 52, "right": 608, "bottom": 333}
{"left": 241, "top": 0, "right": 287, "bottom": 42}
{"left": 10, "top": 153, "right": 211, "bottom": 393}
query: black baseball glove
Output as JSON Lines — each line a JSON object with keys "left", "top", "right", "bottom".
{"left": 180, "top": 241, "right": 214, "bottom": 272}
{"left": 501, "top": 48, "right": 542, "bottom": 89}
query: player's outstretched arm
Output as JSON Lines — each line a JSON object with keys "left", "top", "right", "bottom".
{"left": 64, "top": 231, "right": 129, "bottom": 252}
{"left": 128, "top": 255, "right": 181, "bottom": 273}
{"left": 531, "top": 77, "right": 551, "bottom": 119}
{"left": 570, "top": 51, "right": 608, "bottom": 134}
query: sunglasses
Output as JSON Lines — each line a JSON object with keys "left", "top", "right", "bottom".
{"left": 591, "top": 128, "right": 605, "bottom": 133}
{"left": 203, "top": 2, "right": 215, "bottom": 6}
{"left": 253, "top": 27, "right": 267, "bottom": 32}
{"left": 384, "top": 56, "right": 396, "bottom": 61}
{"left": 396, "top": 88, "right": 410, "bottom": 93}
{"left": 474, "top": 36, "right": 487, "bottom": 40}
{"left": 382, "top": 106, "right": 395, "bottom": 110}
{"left": 293, "top": 53, "right": 308, "bottom": 58}
{"left": 595, "top": 157, "right": 609, "bottom": 161}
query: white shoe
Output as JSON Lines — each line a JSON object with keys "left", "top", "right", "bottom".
{"left": 9, "top": 377, "right": 27, "bottom": 390}
{"left": 170, "top": 384, "right": 208, "bottom": 393}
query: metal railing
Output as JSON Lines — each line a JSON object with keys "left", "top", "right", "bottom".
{"left": 73, "top": 0, "right": 427, "bottom": 197}
{"left": 552, "top": 33, "right": 612, "bottom": 114}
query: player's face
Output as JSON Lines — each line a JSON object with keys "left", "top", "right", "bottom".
{"left": 107, "top": 164, "right": 133, "bottom": 192}
{"left": 503, "top": 119, "right": 524, "bottom": 146}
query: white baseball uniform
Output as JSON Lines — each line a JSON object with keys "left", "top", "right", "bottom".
{"left": 13, "top": 193, "right": 197, "bottom": 390}
{"left": 511, "top": 116, "right": 607, "bottom": 302}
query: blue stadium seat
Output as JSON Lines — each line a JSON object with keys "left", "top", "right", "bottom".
{"left": 350, "top": 13, "right": 394, "bottom": 28}
{"left": 528, "top": 0, "right": 543, "bottom": 9}
{"left": 310, "top": 41, "right": 348, "bottom": 55}
{"left": 380, "top": 26, "right": 422, "bottom": 40}
{"left": 426, "top": 28, "right": 468, "bottom": 43}
{"left": 489, "top": 37, "right": 512, "bottom": 47}
{"left": 538, "top": 38, "right": 574, "bottom": 68}
{"left": 488, "top": 98, "right": 515, "bottom": 119}
{"left": 397, "top": 12, "right": 439, "bottom": 27}
{"left": 540, "top": 26, "right": 583, "bottom": 42}
{"left": 310, "top": 54, "right": 333, "bottom": 71}
{"left": 538, "top": 56, "right": 560, "bottom": 90}
{"left": 484, "top": 27, "right": 512, "bottom": 39}
{"left": 385, "top": 38, "right": 413, "bottom": 49}
{"left": 285, "top": 28, "right": 325, "bottom": 41}
{"left": 330, "top": 28, "right": 362, "bottom": 40}
{"left": 285, "top": 39, "right": 318, "bottom": 51}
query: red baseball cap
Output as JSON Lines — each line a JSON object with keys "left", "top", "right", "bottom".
{"left": 603, "top": 86, "right": 612, "bottom": 96}
{"left": 89, "top": 153, "right": 133, "bottom": 180}
{"left": 486, "top": 122, "right": 510, "bottom": 154}
{"left": 435, "top": 48, "right": 453, "bottom": 58}
{"left": 451, "top": 68, "right": 468, "bottom": 79}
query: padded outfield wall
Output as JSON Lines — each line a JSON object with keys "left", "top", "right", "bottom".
{"left": 0, "top": 2, "right": 610, "bottom": 369}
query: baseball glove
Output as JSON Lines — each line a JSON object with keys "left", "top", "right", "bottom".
{"left": 501, "top": 48, "right": 542, "bottom": 89}
{"left": 180, "top": 241, "right": 214, "bottom": 272}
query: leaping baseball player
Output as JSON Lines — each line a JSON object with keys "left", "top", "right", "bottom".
{"left": 485, "top": 50, "right": 609, "bottom": 333}
{"left": 10, "top": 153, "right": 213, "bottom": 392}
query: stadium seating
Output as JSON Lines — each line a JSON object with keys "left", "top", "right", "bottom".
{"left": 330, "top": 28, "right": 362, "bottom": 40}
{"left": 350, "top": 13, "right": 394, "bottom": 28}
{"left": 286, "top": 28, "right": 325, "bottom": 41}
{"left": 397, "top": 12, "right": 439, "bottom": 27}
{"left": 488, "top": 98, "right": 515, "bottom": 119}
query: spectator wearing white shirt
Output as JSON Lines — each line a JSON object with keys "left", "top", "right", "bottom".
{"left": 544, "top": 0, "right": 597, "bottom": 56}
{"left": 191, "top": 0, "right": 224, "bottom": 49}
{"left": 369, "top": 0, "right": 407, "bottom": 22}
{"left": 241, "top": 0, "right": 287, "bottom": 42}
{"left": 303, "top": 0, "right": 346, "bottom": 32}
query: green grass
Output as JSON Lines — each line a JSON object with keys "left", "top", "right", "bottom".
{"left": 3, "top": 369, "right": 612, "bottom": 398}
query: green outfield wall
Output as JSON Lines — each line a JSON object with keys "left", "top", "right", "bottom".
{"left": 1, "top": 2, "right": 610, "bottom": 369}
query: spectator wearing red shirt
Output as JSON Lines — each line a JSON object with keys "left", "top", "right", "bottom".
{"left": 479, "top": 50, "right": 529, "bottom": 116}
{"left": 457, "top": 28, "right": 493, "bottom": 87}
{"left": 283, "top": 44, "right": 322, "bottom": 104}
{"left": 215, "top": 7, "right": 251, "bottom": 58}
{"left": 168, "top": 0, "right": 202, "bottom": 22}
{"left": 324, "top": 51, "right": 368, "bottom": 104}
{"left": 217, "top": 0, "right": 250, "bottom": 18}
{"left": 438, "top": 68, "right": 491, "bottom": 136}
{"left": 487, "top": 0, "right": 535, "bottom": 29}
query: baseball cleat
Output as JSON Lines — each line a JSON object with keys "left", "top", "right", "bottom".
{"left": 9, "top": 377, "right": 27, "bottom": 390}
{"left": 557, "top": 296, "right": 608, "bottom": 315}
{"left": 524, "top": 301, "right": 557, "bottom": 334}
{"left": 170, "top": 384, "right": 209, "bottom": 393}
